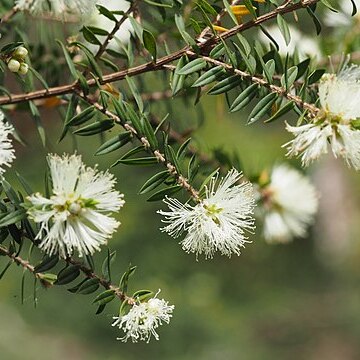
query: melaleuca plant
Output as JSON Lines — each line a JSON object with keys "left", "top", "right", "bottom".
{"left": 0, "top": 0, "right": 358, "bottom": 344}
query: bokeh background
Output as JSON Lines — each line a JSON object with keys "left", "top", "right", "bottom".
{"left": 1, "top": 1, "right": 360, "bottom": 359}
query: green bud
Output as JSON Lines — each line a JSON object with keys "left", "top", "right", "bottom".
{"left": 7, "top": 58, "right": 21, "bottom": 73}
{"left": 18, "top": 63, "right": 29, "bottom": 75}
{"left": 14, "top": 46, "right": 28, "bottom": 59}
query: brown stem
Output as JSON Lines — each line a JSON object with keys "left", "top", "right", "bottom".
{"left": 0, "top": 244, "right": 52, "bottom": 287}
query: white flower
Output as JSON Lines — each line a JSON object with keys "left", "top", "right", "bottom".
{"left": 259, "top": 24, "right": 320, "bottom": 59}
{"left": 257, "top": 165, "right": 318, "bottom": 244}
{"left": 284, "top": 65, "right": 360, "bottom": 170}
{"left": 112, "top": 291, "right": 174, "bottom": 343}
{"left": 0, "top": 111, "right": 15, "bottom": 176}
{"left": 27, "top": 153, "right": 124, "bottom": 258}
{"left": 84, "top": 0, "right": 133, "bottom": 52}
{"left": 16, "top": 0, "right": 97, "bottom": 21}
{"left": 324, "top": 0, "right": 360, "bottom": 27}
{"left": 158, "top": 169, "right": 256, "bottom": 259}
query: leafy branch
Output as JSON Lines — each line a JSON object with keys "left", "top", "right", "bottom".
{"left": 0, "top": 0, "right": 321, "bottom": 107}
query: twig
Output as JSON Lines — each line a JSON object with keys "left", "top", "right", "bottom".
{"left": 192, "top": 52, "right": 320, "bottom": 115}
{"left": 0, "top": 244, "right": 52, "bottom": 287}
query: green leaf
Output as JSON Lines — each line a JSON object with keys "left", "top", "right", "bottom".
{"left": 247, "top": 92, "right": 277, "bottom": 124}
{"left": 56, "top": 40, "right": 78, "bottom": 80}
{"left": 67, "top": 106, "right": 95, "bottom": 127}
{"left": 276, "top": 14, "right": 291, "bottom": 45}
{"left": 93, "top": 290, "right": 115, "bottom": 305}
{"left": 192, "top": 66, "right": 226, "bottom": 87}
{"left": 208, "top": 75, "right": 242, "bottom": 95}
{"left": 0, "top": 209, "right": 26, "bottom": 228}
{"left": 119, "top": 265, "right": 136, "bottom": 293}
{"left": 281, "top": 66, "right": 298, "bottom": 90}
{"left": 95, "top": 132, "right": 132, "bottom": 155}
{"left": 175, "top": 13, "right": 196, "bottom": 46}
{"left": 81, "top": 26, "right": 102, "bottom": 45}
{"left": 102, "top": 249, "right": 116, "bottom": 282}
{"left": 176, "top": 59, "right": 207, "bottom": 75}
{"left": 229, "top": 83, "right": 258, "bottom": 112}
{"left": 55, "top": 265, "right": 80, "bottom": 285}
{"left": 264, "top": 101, "right": 295, "bottom": 123}
{"left": 73, "top": 119, "right": 114, "bottom": 136}
{"left": 308, "top": 69, "right": 325, "bottom": 84}
{"left": 147, "top": 185, "right": 182, "bottom": 202}
{"left": 34, "top": 255, "right": 59, "bottom": 273}
{"left": 77, "top": 278, "right": 100, "bottom": 295}
{"left": 142, "top": 116, "right": 158, "bottom": 149}
{"left": 306, "top": 5, "right": 322, "bottom": 35}
{"left": 143, "top": 29, "right": 157, "bottom": 60}
{"left": 126, "top": 76, "right": 144, "bottom": 113}
{"left": 113, "top": 157, "right": 159, "bottom": 166}
{"left": 28, "top": 67, "right": 49, "bottom": 90}
{"left": 172, "top": 56, "right": 187, "bottom": 96}
{"left": 96, "top": 5, "right": 117, "bottom": 21}
{"left": 132, "top": 289, "right": 154, "bottom": 302}
{"left": 139, "top": 170, "right": 170, "bottom": 194}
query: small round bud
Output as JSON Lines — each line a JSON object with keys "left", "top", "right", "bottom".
{"left": 7, "top": 59, "right": 21, "bottom": 73}
{"left": 18, "top": 63, "right": 29, "bottom": 75}
{"left": 14, "top": 46, "right": 28, "bottom": 59}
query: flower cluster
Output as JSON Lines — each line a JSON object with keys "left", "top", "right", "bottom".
{"left": 16, "top": 0, "right": 97, "bottom": 21}
{"left": 256, "top": 165, "right": 318, "bottom": 244}
{"left": 158, "top": 169, "right": 256, "bottom": 259}
{"left": 6, "top": 46, "right": 28, "bottom": 75}
{"left": 112, "top": 292, "right": 174, "bottom": 343}
{"left": 0, "top": 111, "right": 15, "bottom": 176}
{"left": 284, "top": 65, "right": 360, "bottom": 170}
{"left": 27, "top": 153, "right": 124, "bottom": 258}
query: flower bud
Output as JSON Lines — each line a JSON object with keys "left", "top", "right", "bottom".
{"left": 18, "top": 63, "right": 29, "bottom": 75}
{"left": 7, "top": 59, "right": 21, "bottom": 73}
{"left": 14, "top": 46, "right": 28, "bottom": 59}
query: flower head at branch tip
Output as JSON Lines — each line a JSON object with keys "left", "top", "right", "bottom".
{"left": 15, "top": 0, "right": 97, "bottom": 21}
{"left": 27, "top": 153, "right": 125, "bottom": 258}
{"left": 112, "top": 290, "right": 174, "bottom": 343}
{"left": 283, "top": 65, "right": 360, "bottom": 170}
{"left": 158, "top": 168, "right": 256, "bottom": 259}
{"left": 256, "top": 164, "right": 318, "bottom": 244}
{"left": 0, "top": 111, "right": 15, "bottom": 177}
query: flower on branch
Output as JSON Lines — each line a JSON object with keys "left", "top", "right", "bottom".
{"left": 16, "top": 0, "right": 97, "bottom": 21}
{"left": 0, "top": 111, "right": 15, "bottom": 177}
{"left": 27, "top": 153, "right": 124, "bottom": 258}
{"left": 158, "top": 169, "right": 256, "bottom": 259}
{"left": 284, "top": 65, "right": 360, "bottom": 170}
{"left": 112, "top": 291, "right": 174, "bottom": 343}
{"left": 256, "top": 164, "right": 318, "bottom": 244}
